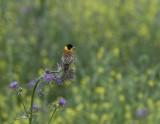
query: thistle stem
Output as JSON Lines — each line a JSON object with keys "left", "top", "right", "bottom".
{"left": 19, "top": 95, "right": 28, "bottom": 117}
{"left": 29, "top": 71, "right": 59, "bottom": 124}
{"left": 29, "top": 79, "right": 40, "bottom": 124}
{"left": 49, "top": 71, "right": 60, "bottom": 74}
{"left": 47, "top": 107, "right": 59, "bottom": 124}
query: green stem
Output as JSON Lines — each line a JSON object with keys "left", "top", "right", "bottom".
{"left": 29, "top": 71, "right": 60, "bottom": 124}
{"left": 19, "top": 95, "right": 28, "bottom": 117}
{"left": 47, "top": 107, "right": 59, "bottom": 124}
{"left": 49, "top": 71, "right": 60, "bottom": 74}
{"left": 29, "top": 79, "right": 40, "bottom": 124}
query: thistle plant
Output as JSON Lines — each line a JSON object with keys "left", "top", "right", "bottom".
{"left": 137, "top": 108, "right": 147, "bottom": 118}
{"left": 9, "top": 66, "right": 75, "bottom": 124}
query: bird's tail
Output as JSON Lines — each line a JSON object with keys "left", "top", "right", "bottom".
{"left": 61, "top": 67, "right": 74, "bottom": 80}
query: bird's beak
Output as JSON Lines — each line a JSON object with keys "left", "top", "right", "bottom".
{"left": 72, "top": 46, "right": 76, "bottom": 48}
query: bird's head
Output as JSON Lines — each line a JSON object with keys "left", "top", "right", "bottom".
{"left": 64, "top": 44, "right": 75, "bottom": 52}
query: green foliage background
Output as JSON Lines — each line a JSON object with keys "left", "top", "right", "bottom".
{"left": 0, "top": 0, "right": 160, "bottom": 123}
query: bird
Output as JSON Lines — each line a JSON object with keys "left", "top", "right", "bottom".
{"left": 61, "top": 44, "right": 75, "bottom": 80}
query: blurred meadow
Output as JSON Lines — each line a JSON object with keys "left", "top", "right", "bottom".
{"left": 0, "top": 0, "right": 160, "bottom": 123}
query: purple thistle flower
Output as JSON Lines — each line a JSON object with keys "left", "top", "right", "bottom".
{"left": 44, "top": 74, "right": 54, "bottom": 83}
{"left": 54, "top": 73, "right": 59, "bottom": 78}
{"left": 22, "top": 6, "right": 34, "bottom": 14}
{"left": 59, "top": 98, "right": 67, "bottom": 106}
{"left": 56, "top": 78, "right": 63, "bottom": 85}
{"left": 35, "top": 88, "right": 40, "bottom": 94}
{"left": 71, "top": 68, "right": 74, "bottom": 71}
{"left": 28, "top": 81, "right": 35, "bottom": 87}
{"left": 33, "top": 104, "right": 40, "bottom": 112}
{"left": 71, "top": 68, "right": 75, "bottom": 79}
{"left": 9, "top": 81, "right": 18, "bottom": 89}
{"left": 71, "top": 74, "right": 75, "bottom": 79}
{"left": 45, "top": 68, "right": 50, "bottom": 74}
{"left": 137, "top": 108, "right": 147, "bottom": 118}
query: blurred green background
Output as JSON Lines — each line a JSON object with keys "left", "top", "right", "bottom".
{"left": 0, "top": 0, "right": 160, "bottom": 123}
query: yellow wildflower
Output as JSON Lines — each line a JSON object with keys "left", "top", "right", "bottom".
{"left": 100, "top": 114, "right": 108, "bottom": 124}
{"left": 92, "top": 103, "right": 98, "bottom": 110}
{"left": 138, "top": 92, "right": 143, "bottom": 99}
{"left": 76, "top": 104, "right": 84, "bottom": 112}
{"left": 148, "top": 114, "right": 153, "bottom": 121}
{"left": 97, "top": 47, "right": 105, "bottom": 60}
{"left": 72, "top": 86, "right": 78, "bottom": 94}
{"left": 2, "top": 112, "right": 8, "bottom": 119}
{"left": 42, "top": 58, "right": 49, "bottom": 65}
{"left": 139, "top": 24, "right": 149, "bottom": 38}
{"left": 0, "top": 61, "right": 7, "bottom": 70}
{"left": 95, "top": 87, "right": 105, "bottom": 98}
{"left": 147, "top": 98, "right": 154, "bottom": 109}
{"left": 142, "top": 75, "right": 147, "bottom": 82}
{"left": 65, "top": 80, "right": 72, "bottom": 86}
{"left": 116, "top": 73, "right": 122, "bottom": 80}
{"left": 156, "top": 100, "right": 160, "bottom": 107}
{"left": 66, "top": 108, "right": 75, "bottom": 117}
{"left": 113, "top": 47, "right": 119, "bottom": 56}
{"left": 13, "top": 73, "right": 19, "bottom": 80}
{"left": 29, "top": 36, "right": 36, "bottom": 45}
{"left": 108, "top": 77, "right": 114, "bottom": 83}
{"left": 102, "top": 102, "right": 111, "bottom": 109}
{"left": 90, "top": 113, "right": 98, "bottom": 121}
{"left": 110, "top": 70, "right": 116, "bottom": 76}
{"left": 81, "top": 76, "right": 90, "bottom": 87}
{"left": 38, "top": 68, "right": 44, "bottom": 75}
{"left": 148, "top": 80, "right": 155, "bottom": 87}
{"left": 119, "top": 94, "right": 125, "bottom": 102}
{"left": 125, "top": 112, "right": 131, "bottom": 119}
{"left": 56, "top": 116, "right": 63, "bottom": 123}
{"left": 98, "top": 67, "right": 104, "bottom": 74}
{"left": 147, "top": 69, "right": 152, "bottom": 75}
